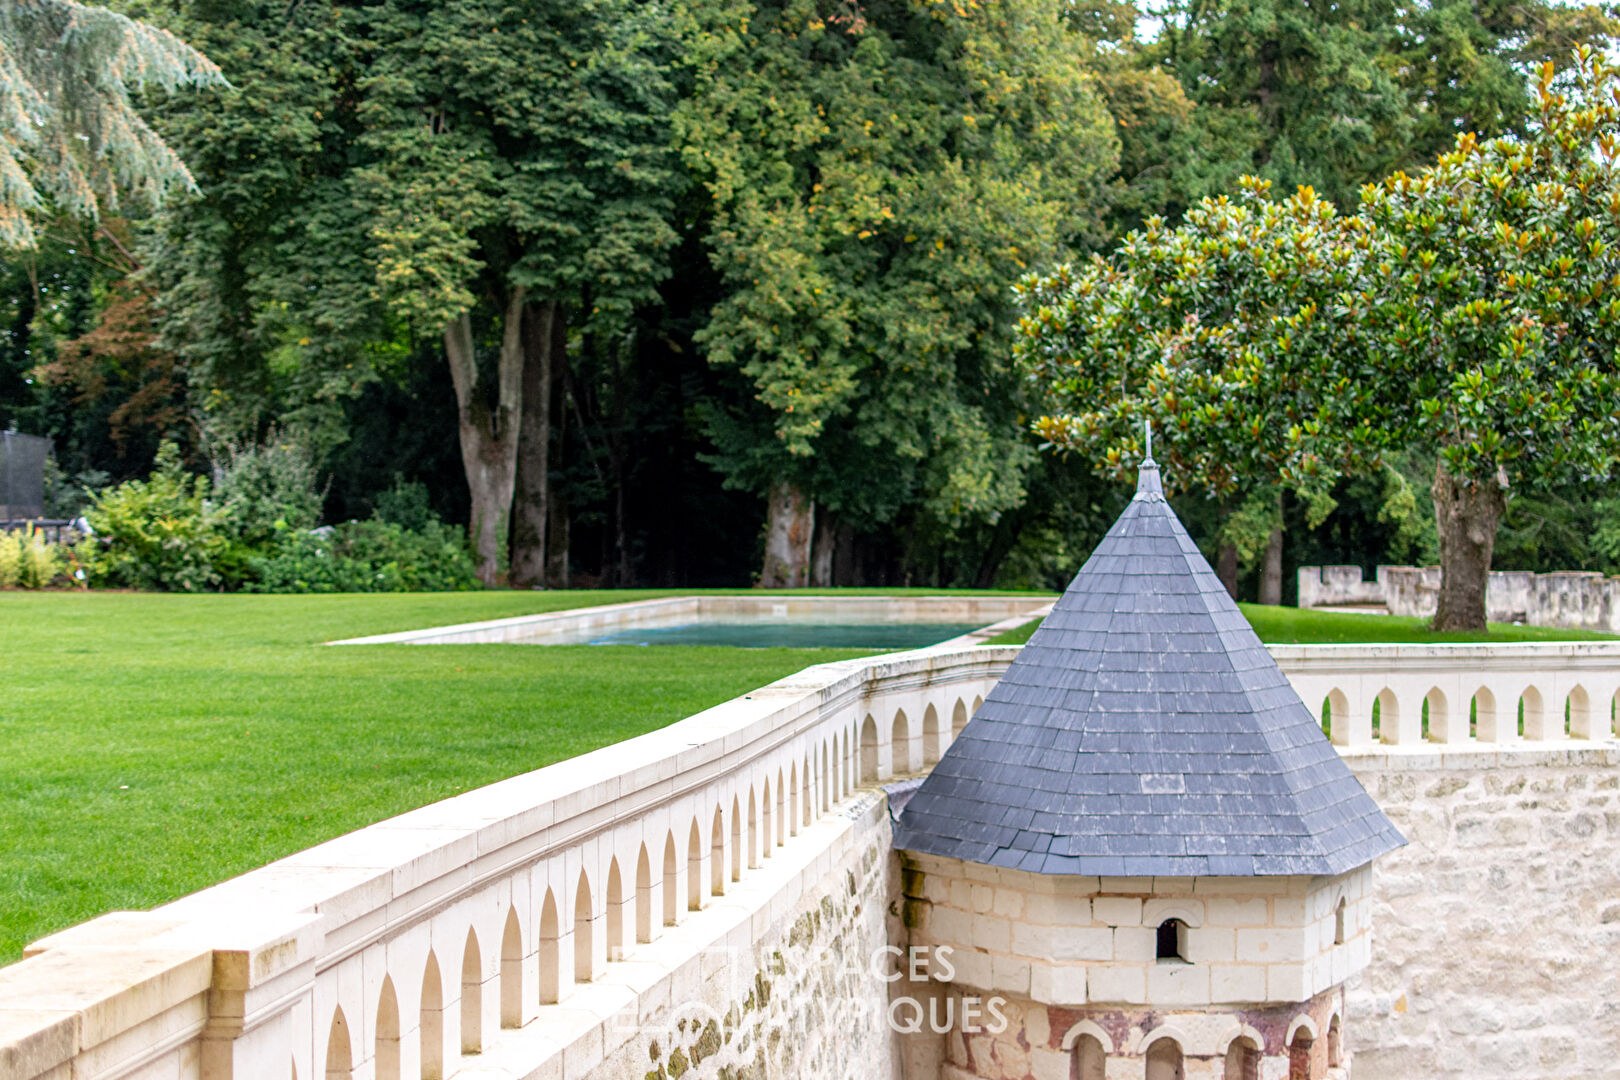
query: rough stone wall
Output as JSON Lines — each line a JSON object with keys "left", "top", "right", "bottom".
{"left": 926, "top": 987, "right": 1344, "bottom": 1080}
{"left": 1348, "top": 750, "right": 1620, "bottom": 1079}
{"left": 589, "top": 793, "right": 903, "bottom": 1080}
{"left": 1298, "top": 564, "right": 1620, "bottom": 631}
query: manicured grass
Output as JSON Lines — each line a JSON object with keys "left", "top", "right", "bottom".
{"left": 1, "top": 588, "right": 1042, "bottom": 963}
{"left": 984, "top": 604, "right": 1619, "bottom": 646}
{"left": 6, "top": 588, "right": 1600, "bottom": 965}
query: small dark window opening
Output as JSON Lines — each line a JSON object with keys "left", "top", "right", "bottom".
{"left": 1334, "top": 897, "right": 1346, "bottom": 946}
{"left": 1156, "top": 918, "right": 1188, "bottom": 962}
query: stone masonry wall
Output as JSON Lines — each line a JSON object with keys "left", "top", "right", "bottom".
{"left": 589, "top": 791, "right": 903, "bottom": 1080}
{"left": 1347, "top": 748, "right": 1620, "bottom": 1079}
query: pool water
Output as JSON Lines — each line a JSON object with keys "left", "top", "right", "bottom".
{"left": 580, "top": 621, "right": 983, "bottom": 649}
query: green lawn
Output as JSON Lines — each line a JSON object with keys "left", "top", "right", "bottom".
{"left": 985, "top": 604, "right": 1620, "bottom": 645}
{"left": 3, "top": 588, "right": 1606, "bottom": 966}
{"left": 2, "top": 589, "right": 1000, "bottom": 963}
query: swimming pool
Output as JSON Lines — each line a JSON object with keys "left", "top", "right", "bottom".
{"left": 328, "top": 595, "right": 1053, "bottom": 649}
{"left": 572, "top": 619, "right": 985, "bottom": 649}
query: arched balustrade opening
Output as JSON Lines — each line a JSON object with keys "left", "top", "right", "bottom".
{"left": 573, "top": 872, "right": 594, "bottom": 983}
{"left": 500, "top": 907, "right": 523, "bottom": 1026}
{"left": 891, "top": 710, "right": 910, "bottom": 775}
{"left": 662, "top": 833, "right": 678, "bottom": 926}
{"left": 324, "top": 1006, "right": 352, "bottom": 1080}
{"left": 375, "top": 978, "right": 400, "bottom": 1080}
{"left": 687, "top": 819, "right": 704, "bottom": 910}
{"left": 420, "top": 952, "right": 444, "bottom": 1080}
{"left": 860, "top": 716, "right": 878, "bottom": 782}
{"left": 539, "top": 889, "right": 560, "bottom": 1004}
{"left": 460, "top": 930, "right": 481, "bottom": 1053}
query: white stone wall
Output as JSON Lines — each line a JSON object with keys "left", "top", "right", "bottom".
{"left": 901, "top": 855, "right": 1373, "bottom": 1011}
{"left": 1346, "top": 746, "right": 1620, "bottom": 1079}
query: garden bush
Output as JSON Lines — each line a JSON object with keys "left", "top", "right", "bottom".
{"left": 247, "top": 518, "right": 480, "bottom": 593}
{"left": 80, "top": 442, "right": 230, "bottom": 591}
{"left": 0, "top": 527, "right": 69, "bottom": 589}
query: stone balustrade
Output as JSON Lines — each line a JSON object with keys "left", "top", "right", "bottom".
{"left": 1272, "top": 642, "right": 1620, "bottom": 748}
{"left": 5, "top": 640, "right": 1620, "bottom": 1080}
{"left": 0, "top": 644, "right": 1012, "bottom": 1080}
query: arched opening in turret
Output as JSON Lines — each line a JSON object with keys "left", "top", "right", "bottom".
{"left": 1156, "top": 918, "right": 1188, "bottom": 962}
{"left": 1145, "top": 1035, "right": 1185, "bottom": 1080}
{"left": 1334, "top": 897, "right": 1346, "bottom": 945}
{"left": 1288, "top": 1029, "right": 1315, "bottom": 1079}
{"left": 1327, "top": 1014, "right": 1343, "bottom": 1068}
{"left": 1072, "top": 1034, "right": 1106, "bottom": 1080}
{"left": 1223, "top": 1035, "right": 1260, "bottom": 1080}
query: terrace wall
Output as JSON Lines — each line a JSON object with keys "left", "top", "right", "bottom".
{"left": 6, "top": 642, "right": 1620, "bottom": 1080}
{"left": 1298, "top": 564, "right": 1620, "bottom": 631}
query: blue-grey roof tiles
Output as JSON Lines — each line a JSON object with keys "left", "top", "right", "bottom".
{"left": 893, "top": 456, "right": 1405, "bottom": 877}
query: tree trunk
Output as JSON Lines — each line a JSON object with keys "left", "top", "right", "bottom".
{"left": 545, "top": 318, "right": 571, "bottom": 588}
{"left": 759, "top": 482, "right": 814, "bottom": 588}
{"left": 1217, "top": 542, "right": 1239, "bottom": 600}
{"left": 445, "top": 287, "right": 526, "bottom": 586}
{"left": 1259, "top": 495, "right": 1284, "bottom": 605}
{"left": 1431, "top": 458, "right": 1506, "bottom": 631}
{"left": 810, "top": 512, "right": 836, "bottom": 587}
{"left": 510, "top": 300, "right": 557, "bottom": 588}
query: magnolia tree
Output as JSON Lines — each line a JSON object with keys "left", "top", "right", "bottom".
{"left": 1350, "top": 51, "right": 1620, "bottom": 628}
{"left": 1019, "top": 47, "right": 1620, "bottom": 630}
{"left": 1013, "top": 179, "right": 1369, "bottom": 600}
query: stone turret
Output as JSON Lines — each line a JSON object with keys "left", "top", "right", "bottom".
{"left": 894, "top": 453, "right": 1404, "bottom": 1080}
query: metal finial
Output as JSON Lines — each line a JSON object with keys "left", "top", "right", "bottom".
{"left": 1144, "top": 420, "right": 1153, "bottom": 464}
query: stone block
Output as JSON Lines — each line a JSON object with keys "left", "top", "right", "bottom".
{"left": 1093, "top": 896, "right": 1144, "bottom": 927}
{"left": 992, "top": 953, "right": 1031, "bottom": 996}
{"left": 1030, "top": 962, "right": 1087, "bottom": 1005}
{"left": 968, "top": 914, "right": 1011, "bottom": 953}
{"left": 1113, "top": 927, "right": 1157, "bottom": 962}
{"left": 1148, "top": 962, "right": 1211, "bottom": 1006}
{"left": 1086, "top": 965, "right": 1146, "bottom": 1004}
{"left": 1266, "top": 962, "right": 1308, "bottom": 1001}
{"left": 1206, "top": 897, "right": 1270, "bottom": 926}
{"left": 1210, "top": 964, "right": 1267, "bottom": 1003}
{"left": 1051, "top": 927, "right": 1115, "bottom": 963}
{"left": 992, "top": 888, "right": 1025, "bottom": 919}
{"left": 932, "top": 905, "right": 971, "bottom": 946}
{"left": 1031, "top": 1047, "right": 1071, "bottom": 1080}
{"left": 1237, "top": 928, "right": 1304, "bottom": 963}
{"left": 1186, "top": 927, "right": 1234, "bottom": 964}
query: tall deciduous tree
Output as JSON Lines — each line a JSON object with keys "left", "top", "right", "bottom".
{"left": 679, "top": 0, "right": 1119, "bottom": 585}
{"left": 0, "top": 0, "right": 224, "bottom": 247}
{"left": 358, "top": 0, "right": 678, "bottom": 584}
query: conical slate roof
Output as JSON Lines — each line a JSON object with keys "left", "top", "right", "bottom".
{"left": 895, "top": 457, "right": 1404, "bottom": 877}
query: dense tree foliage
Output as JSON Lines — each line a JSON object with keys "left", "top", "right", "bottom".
{"left": 5, "top": 0, "right": 1620, "bottom": 601}
{"left": 679, "top": 0, "right": 1118, "bottom": 584}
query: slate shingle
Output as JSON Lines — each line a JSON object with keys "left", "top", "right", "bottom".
{"left": 893, "top": 456, "right": 1405, "bottom": 877}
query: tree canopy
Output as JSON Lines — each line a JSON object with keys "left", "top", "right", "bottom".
{"left": 0, "top": 0, "right": 224, "bottom": 247}
{"left": 1019, "top": 47, "right": 1620, "bottom": 629}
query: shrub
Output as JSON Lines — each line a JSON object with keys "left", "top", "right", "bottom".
{"left": 81, "top": 442, "right": 229, "bottom": 592}
{"left": 0, "top": 532, "right": 18, "bottom": 588}
{"left": 247, "top": 518, "right": 479, "bottom": 593}
{"left": 213, "top": 433, "right": 324, "bottom": 550}
{"left": 18, "top": 528, "right": 64, "bottom": 588}
{"left": 0, "top": 527, "right": 69, "bottom": 589}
